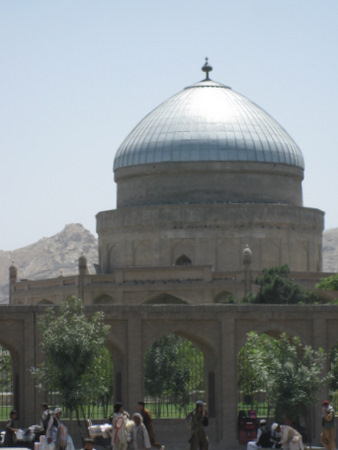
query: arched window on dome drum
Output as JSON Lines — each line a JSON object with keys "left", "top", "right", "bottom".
{"left": 175, "top": 255, "right": 192, "bottom": 266}
{"left": 0, "top": 345, "right": 14, "bottom": 420}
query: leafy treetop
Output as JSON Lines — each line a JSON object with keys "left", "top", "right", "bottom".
{"left": 242, "top": 265, "right": 318, "bottom": 304}
{"left": 35, "top": 296, "right": 110, "bottom": 418}
{"left": 316, "top": 274, "right": 338, "bottom": 292}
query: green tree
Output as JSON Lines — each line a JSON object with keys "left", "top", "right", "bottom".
{"left": 0, "top": 347, "right": 13, "bottom": 393}
{"left": 33, "top": 296, "right": 111, "bottom": 432}
{"left": 80, "top": 346, "right": 114, "bottom": 419}
{"left": 239, "top": 332, "right": 327, "bottom": 425}
{"left": 317, "top": 274, "right": 338, "bottom": 291}
{"left": 242, "top": 265, "right": 318, "bottom": 304}
{"left": 328, "top": 343, "right": 338, "bottom": 392}
{"left": 237, "top": 332, "right": 270, "bottom": 408}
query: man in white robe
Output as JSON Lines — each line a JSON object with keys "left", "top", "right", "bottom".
{"left": 271, "top": 423, "right": 304, "bottom": 450}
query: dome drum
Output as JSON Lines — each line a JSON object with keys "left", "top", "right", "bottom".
{"left": 96, "top": 202, "right": 324, "bottom": 273}
{"left": 115, "top": 161, "right": 304, "bottom": 208}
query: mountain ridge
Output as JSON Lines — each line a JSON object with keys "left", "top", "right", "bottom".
{"left": 0, "top": 223, "right": 98, "bottom": 304}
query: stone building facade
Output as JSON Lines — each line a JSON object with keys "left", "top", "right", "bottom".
{"left": 3, "top": 62, "right": 337, "bottom": 448}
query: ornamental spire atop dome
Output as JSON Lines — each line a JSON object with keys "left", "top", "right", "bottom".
{"left": 201, "top": 57, "right": 213, "bottom": 80}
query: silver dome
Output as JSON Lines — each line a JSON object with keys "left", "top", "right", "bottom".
{"left": 113, "top": 79, "right": 304, "bottom": 171}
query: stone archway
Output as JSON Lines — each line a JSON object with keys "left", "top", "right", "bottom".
{"left": 93, "top": 293, "right": 114, "bottom": 304}
{"left": 143, "top": 333, "right": 205, "bottom": 418}
{"left": 37, "top": 299, "right": 53, "bottom": 305}
{"left": 214, "top": 290, "right": 234, "bottom": 303}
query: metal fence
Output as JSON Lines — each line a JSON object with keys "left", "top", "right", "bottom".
{"left": 144, "top": 334, "right": 205, "bottom": 418}
{"left": 0, "top": 345, "right": 13, "bottom": 421}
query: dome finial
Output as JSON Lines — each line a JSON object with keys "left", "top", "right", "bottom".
{"left": 201, "top": 57, "right": 212, "bottom": 80}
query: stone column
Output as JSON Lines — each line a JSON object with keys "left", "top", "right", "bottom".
{"left": 9, "top": 264, "right": 17, "bottom": 305}
{"left": 126, "top": 316, "right": 143, "bottom": 411}
{"left": 312, "top": 317, "right": 328, "bottom": 445}
{"left": 23, "top": 313, "right": 36, "bottom": 425}
{"left": 78, "top": 255, "right": 88, "bottom": 302}
{"left": 220, "top": 314, "right": 238, "bottom": 447}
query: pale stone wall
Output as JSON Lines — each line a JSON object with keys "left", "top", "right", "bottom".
{"left": 1, "top": 304, "right": 338, "bottom": 448}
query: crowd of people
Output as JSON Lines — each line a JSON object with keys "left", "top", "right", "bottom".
{"left": 90, "top": 399, "right": 209, "bottom": 450}
{"left": 1, "top": 399, "right": 335, "bottom": 450}
{"left": 1, "top": 404, "right": 75, "bottom": 450}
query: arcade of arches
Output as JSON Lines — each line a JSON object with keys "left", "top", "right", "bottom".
{"left": 1, "top": 303, "right": 338, "bottom": 448}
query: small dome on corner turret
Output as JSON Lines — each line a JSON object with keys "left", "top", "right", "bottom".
{"left": 242, "top": 245, "right": 252, "bottom": 266}
{"left": 78, "top": 254, "right": 89, "bottom": 275}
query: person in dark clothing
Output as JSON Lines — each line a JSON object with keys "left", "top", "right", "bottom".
{"left": 137, "top": 401, "right": 163, "bottom": 449}
{"left": 186, "top": 400, "right": 209, "bottom": 450}
{"left": 4, "top": 410, "right": 18, "bottom": 447}
{"left": 247, "top": 419, "right": 273, "bottom": 450}
{"left": 321, "top": 400, "right": 335, "bottom": 450}
{"left": 257, "top": 422, "right": 274, "bottom": 448}
{"left": 40, "top": 403, "right": 50, "bottom": 432}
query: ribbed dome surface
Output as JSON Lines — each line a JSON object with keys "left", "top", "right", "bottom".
{"left": 114, "top": 79, "right": 304, "bottom": 171}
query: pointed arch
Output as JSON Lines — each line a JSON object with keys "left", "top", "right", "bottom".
{"left": 38, "top": 299, "right": 53, "bottom": 305}
{"left": 172, "top": 240, "right": 194, "bottom": 265}
{"left": 175, "top": 254, "right": 192, "bottom": 266}
{"left": 214, "top": 290, "right": 234, "bottom": 303}
{"left": 144, "top": 293, "right": 187, "bottom": 305}
{"left": 93, "top": 294, "right": 114, "bottom": 304}
{"left": 107, "top": 243, "right": 120, "bottom": 272}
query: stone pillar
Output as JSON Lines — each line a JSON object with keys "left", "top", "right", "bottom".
{"left": 312, "top": 317, "right": 328, "bottom": 445}
{"left": 22, "top": 313, "right": 36, "bottom": 425}
{"left": 78, "top": 255, "right": 88, "bottom": 302}
{"left": 220, "top": 314, "right": 238, "bottom": 447}
{"left": 9, "top": 264, "right": 17, "bottom": 305}
{"left": 126, "top": 317, "right": 143, "bottom": 411}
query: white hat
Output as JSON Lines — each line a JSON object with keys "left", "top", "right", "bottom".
{"left": 54, "top": 408, "right": 62, "bottom": 415}
{"left": 271, "top": 423, "right": 279, "bottom": 431}
{"left": 260, "top": 419, "right": 267, "bottom": 425}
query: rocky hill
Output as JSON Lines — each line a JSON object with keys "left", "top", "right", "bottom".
{"left": 323, "top": 228, "right": 338, "bottom": 273}
{"left": 0, "top": 224, "right": 98, "bottom": 304}
{"left": 0, "top": 224, "right": 337, "bottom": 304}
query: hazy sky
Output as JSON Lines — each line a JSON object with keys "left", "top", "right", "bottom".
{"left": 1, "top": 0, "right": 337, "bottom": 251}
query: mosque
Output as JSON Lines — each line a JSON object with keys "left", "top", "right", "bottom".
{"left": 2, "top": 61, "right": 337, "bottom": 448}
{"left": 9, "top": 60, "right": 325, "bottom": 306}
